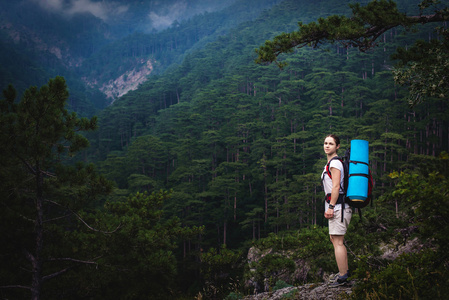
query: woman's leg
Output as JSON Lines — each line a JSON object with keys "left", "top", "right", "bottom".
{"left": 329, "top": 235, "right": 348, "bottom": 276}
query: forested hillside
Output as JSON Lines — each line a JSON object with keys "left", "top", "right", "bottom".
{"left": 88, "top": 0, "right": 448, "bottom": 246}
{"left": 1, "top": 0, "right": 449, "bottom": 299}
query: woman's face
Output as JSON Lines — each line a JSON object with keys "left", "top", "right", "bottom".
{"left": 323, "top": 136, "right": 340, "bottom": 156}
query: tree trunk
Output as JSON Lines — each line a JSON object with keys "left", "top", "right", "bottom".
{"left": 252, "top": 220, "right": 256, "bottom": 240}
{"left": 234, "top": 193, "right": 237, "bottom": 221}
{"left": 223, "top": 220, "right": 227, "bottom": 246}
{"left": 314, "top": 184, "right": 317, "bottom": 225}
{"left": 31, "top": 168, "right": 44, "bottom": 300}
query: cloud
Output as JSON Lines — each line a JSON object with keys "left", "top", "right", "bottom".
{"left": 148, "top": 1, "right": 188, "bottom": 31}
{"left": 34, "top": 0, "right": 64, "bottom": 11}
{"left": 31, "top": 0, "right": 129, "bottom": 21}
{"left": 142, "top": 0, "right": 235, "bottom": 32}
{"left": 31, "top": 0, "right": 235, "bottom": 31}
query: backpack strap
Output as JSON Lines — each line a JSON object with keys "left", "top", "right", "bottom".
{"left": 322, "top": 157, "right": 346, "bottom": 222}
{"left": 322, "top": 156, "right": 345, "bottom": 195}
{"left": 349, "top": 160, "right": 369, "bottom": 166}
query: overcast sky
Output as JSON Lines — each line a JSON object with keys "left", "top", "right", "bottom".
{"left": 29, "top": 0, "right": 235, "bottom": 31}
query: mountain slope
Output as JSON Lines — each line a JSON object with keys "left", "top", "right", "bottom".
{"left": 79, "top": 0, "right": 284, "bottom": 102}
{"left": 0, "top": 1, "right": 117, "bottom": 115}
{"left": 0, "top": 0, "right": 282, "bottom": 114}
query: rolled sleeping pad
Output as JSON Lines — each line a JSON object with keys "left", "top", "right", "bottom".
{"left": 346, "top": 139, "right": 369, "bottom": 201}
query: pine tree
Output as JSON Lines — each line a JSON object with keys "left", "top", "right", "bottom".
{"left": 255, "top": 0, "right": 449, "bottom": 105}
{"left": 0, "top": 77, "right": 112, "bottom": 300}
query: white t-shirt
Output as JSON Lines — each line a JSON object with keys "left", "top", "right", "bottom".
{"left": 321, "top": 158, "right": 344, "bottom": 211}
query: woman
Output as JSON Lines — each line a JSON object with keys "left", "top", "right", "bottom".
{"left": 321, "top": 134, "right": 351, "bottom": 287}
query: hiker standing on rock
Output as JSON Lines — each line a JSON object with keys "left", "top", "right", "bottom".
{"left": 321, "top": 134, "right": 351, "bottom": 287}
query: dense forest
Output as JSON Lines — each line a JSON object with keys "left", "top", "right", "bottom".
{"left": 1, "top": 0, "right": 449, "bottom": 299}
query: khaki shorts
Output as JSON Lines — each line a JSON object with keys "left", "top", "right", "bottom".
{"left": 329, "top": 207, "right": 352, "bottom": 235}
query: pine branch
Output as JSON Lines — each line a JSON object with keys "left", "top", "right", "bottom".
{"left": 42, "top": 268, "right": 71, "bottom": 282}
{"left": 0, "top": 191, "right": 36, "bottom": 223}
{"left": 256, "top": 2, "right": 449, "bottom": 66}
{"left": 46, "top": 257, "right": 101, "bottom": 264}
{"left": 45, "top": 199, "right": 121, "bottom": 234}
{"left": 0, "top": 285, "right": 31, "bottom": 290}
{"left": 42, "top": 257, "right": 101, "bottom": 282}
{"left": 43, "top": 213, "right": 72, "bottom": 223}
{"left": 15, "top": 155, "right": 36, "bottom": 175}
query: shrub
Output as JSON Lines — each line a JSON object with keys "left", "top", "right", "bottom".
{"left": 351, "top": 250, "right": 449, "bottom": 299}
{"left": 273, "top": 280, "right": 293, "bottom": 291}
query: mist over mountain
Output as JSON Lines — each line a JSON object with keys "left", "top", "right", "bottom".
{"left": 28, "top": 0, "right": 237, "bottom": 32}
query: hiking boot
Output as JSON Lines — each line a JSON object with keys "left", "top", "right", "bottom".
{"left": 328, "top": 273, "right": 339, "bottom": 283}
{"left": 329, "top": 272, "right": 349, "bottom": 287}
{"left": 329, "top": 270, "right": 350, "bottom": 283}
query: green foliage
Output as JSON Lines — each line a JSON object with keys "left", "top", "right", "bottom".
{"left": 352, "top": 250, "right": 449, "bottom": 299}
{"left": 224, "top": 291, "right": 245, "bottom": 300}
{"left": 349, "top": 153, "right": 449, "bottom": 299}
{"left": 256, "top": 0, "right": 449, "bottom": 106}
{"left": 256, "top": 0, "right": 415, "bottom": 66}
{"left": 387, "top": 153, "right": 449, "bottom": 249}
{"left": 91, "top": 190, "right": 200, "bottom": 299}
{"left": 200, "top": 246, "right": 244, "bottom": 299}
{"left": 393, "top": 27, "right": 449, "bottom": 106}
{"left": 248, "top": 227, "right": 334, "bottom": 290}
{"left": 258, "top": 254, "right": 296, "bottom": 283}
{"left": 273, "top": 280, "right": 293, "bottom": 291}
{"left": 294, "top": 227, "right": 334, "bottom": 263}
{"left": 254, "top": 232, "right": 301, "bottom": 252}
{"left": 0, "top": 77, "right": 112, "bottom": 299}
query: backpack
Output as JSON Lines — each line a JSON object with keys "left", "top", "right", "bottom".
{"left": 323, "top": 149, "right": 374, "bottom": 221}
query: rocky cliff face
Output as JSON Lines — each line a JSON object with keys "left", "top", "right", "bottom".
{"left": 92, "top": 58, "right": 154, "bottom": 102}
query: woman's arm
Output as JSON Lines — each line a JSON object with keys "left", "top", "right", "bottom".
{"left": 324, "top": 167, "right": 341, "bottom": 219}
{"left": 329, "top": 167, "right": 341, "bottom": 206}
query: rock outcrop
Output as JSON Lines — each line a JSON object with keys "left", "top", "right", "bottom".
{"left": 244, "top": 243, "right": 354, "bottom": 299}
{"left": 245, "top": 245, "right": 315, "bottom": 294}
{"left": 98, "top": 59, "right": 154, "bottom": 102}
{"left": 243, "top": 281, "right": 353, "bottom": 300}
